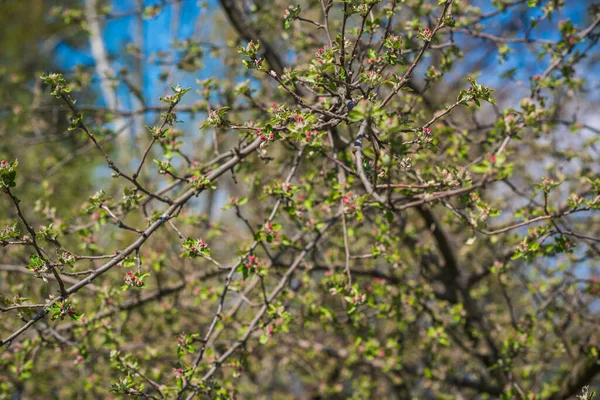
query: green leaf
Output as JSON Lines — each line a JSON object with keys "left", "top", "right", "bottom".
{"left": 348, "top": 109, "right": 364, "bottom": 123}
{"left": 71, "top": 312, "right": 84, "bottom": 321}
{"left": 384, "top": 211, "right": 393, "bottom": 223}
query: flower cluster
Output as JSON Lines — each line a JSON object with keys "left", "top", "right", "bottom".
{"left": 176, "top": 333, "right": 199, "bottom": 357}
{"left": 416, "top": 126, "right": 434, "bottom": 146}
{"left": 173, "top": 368, "right": 185, "bottom": 378}
{"left": 537, "top": 176, "right": 561, "bottom": 193}
{"left": 348, "top": 291, "right": 367, "bottom": 306}
{"left": 283, "top": 5, "right": 301, "bottom": 29}
{"left": 240, "top": 254, "right": 267, "bottom": 279}
{"left": 304, "top": 130, "right": 319, "bottom": 142}
{"left": 568, "top": 193, "right": 583, "bottom": 207}
{"left": 48, "top": 300, "right": 83, "bottom": 321}
{"left": 200, "top": 106, "right": 230, "bottom": 128}
{"left": 258, "top": 220, "right": 283, "bottom": 243}
{"left": 425, "top": 65, "right": 442, "bottom": 81}
{"left": 123, "top": 271, "right": 144, "bottom": 288}
{"left": 259, "top": 130, "right": 275, "bottom": 142}
{"left": 159, "top": 84, "right": 191, "bottom": 108}
{"left": 244, "top": 254, "right": 262, "bottom": 270}
{"left": 439, "top": 168, "right": 460, "bottom": 187}
{"left": 354, "top": 3, "right": 369, "bottom": 15}
{"left": 270, "top": 102, "right": 285, "bottom": 113}
{"left": 59, "top": 251, "right": 75, "bottom": 266}
{"left": 586, "top": 277, "right": 600, "bottom": 296}
{"left": 264, "top": 180, "right": 296, "bottom": 198}
{"left": 457, "top": 78, "right": 497, "bottom": 107}
{"left": 384, "top": 35, "right": 402, "bottom": 48}
{"left": 0, "top": 159, "right": 18, "bottom": 188}
{"left": 361, "top": 70, "right": 382, "bottom": 85}
{"left": 312, "top": 46, "right": 332, "bottom": 68}
{"left": 71, "top": 348, "right": 88, "bottom": 365}
{"left": 342, "top": 192, "right": 356, "bottom": 213}
{"left": 153, "top": 158, "right": 172, "bottom": 175}
{"left": 27, "top": 254, "right": 48, "bottom": 275}
{"left": 292, "top": 113, "right": 304, "bottom": 126}
{"left": 188, "top": 174, "right": 215, "bottom": 190}
{"left": 40, "top": 72, "right": 72, "bottom": 98}
{"left": 419, "top": 27, "right": 433, "bottom": 40}
{"left": 260, "top": 303, "right": 291, "bottom": 344}
{"left": 238, "top": 41, "right": 267, "bottom": 71}
{"left": 182, "top": 237, "right": 210, "bottom": 257}
{"left": 0, "top": 223, "right": 20, "bottom": 242}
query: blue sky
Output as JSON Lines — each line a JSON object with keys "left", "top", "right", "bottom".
{"left": 54, "top": 0, "right": 217, "bottom": 110}
{"left": 52, "top": 0, "right": 598, "bottom": 110}
{"left": 49, "top": 0, "right": 600, "bottom": 230}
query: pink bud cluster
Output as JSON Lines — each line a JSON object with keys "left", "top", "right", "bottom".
{"left": 244, "top": 254, "right": 263, "bottom": 271}
{"left": 305, "top": 130, "right": 318, "bottom": 141}
{"left": 58, "top": 302, "right": 75, "bottom": 317}
{"left": 364, "top": 71, "right": 379, "bottom": 80}
{"left": 349, "top": 292, "right": 367, "bottom": 305}
{"left": 342, "top": 192, "right": 356, "bottom": 212}
{"left": 270, "top": 102, "right": 284, "bottom": 112}
{"left": 528, "top": 227, "right": 538, "bottom": 237}
{"left": 570, "top": 193, "right": 582, "bottom": 205}
{"left": 60, "top": 251, "right": 75, "bottom": 264}
{"left": 263, "top": 220, "right": 274, "bottom": 233}
{"left": 518, "top": 242, "right": 529, "bottom": 252}
{"left": 283, "top": 5, "right": 294, "bottom": 17}
{"left": 190, "top": 239, "right": 207, "bottom": 253}
{"left": 260, "top": 132, "right": 275, "bottom": 141}
{"left": 124, "top": 271, "right": 143, "bottom": 287}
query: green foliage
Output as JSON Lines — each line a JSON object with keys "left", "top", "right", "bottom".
{"left": 1, "top": 1, "right": 600, "bottom": 399}
{"left": 0, "top": 159, "right": 18, "bottom": 188}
